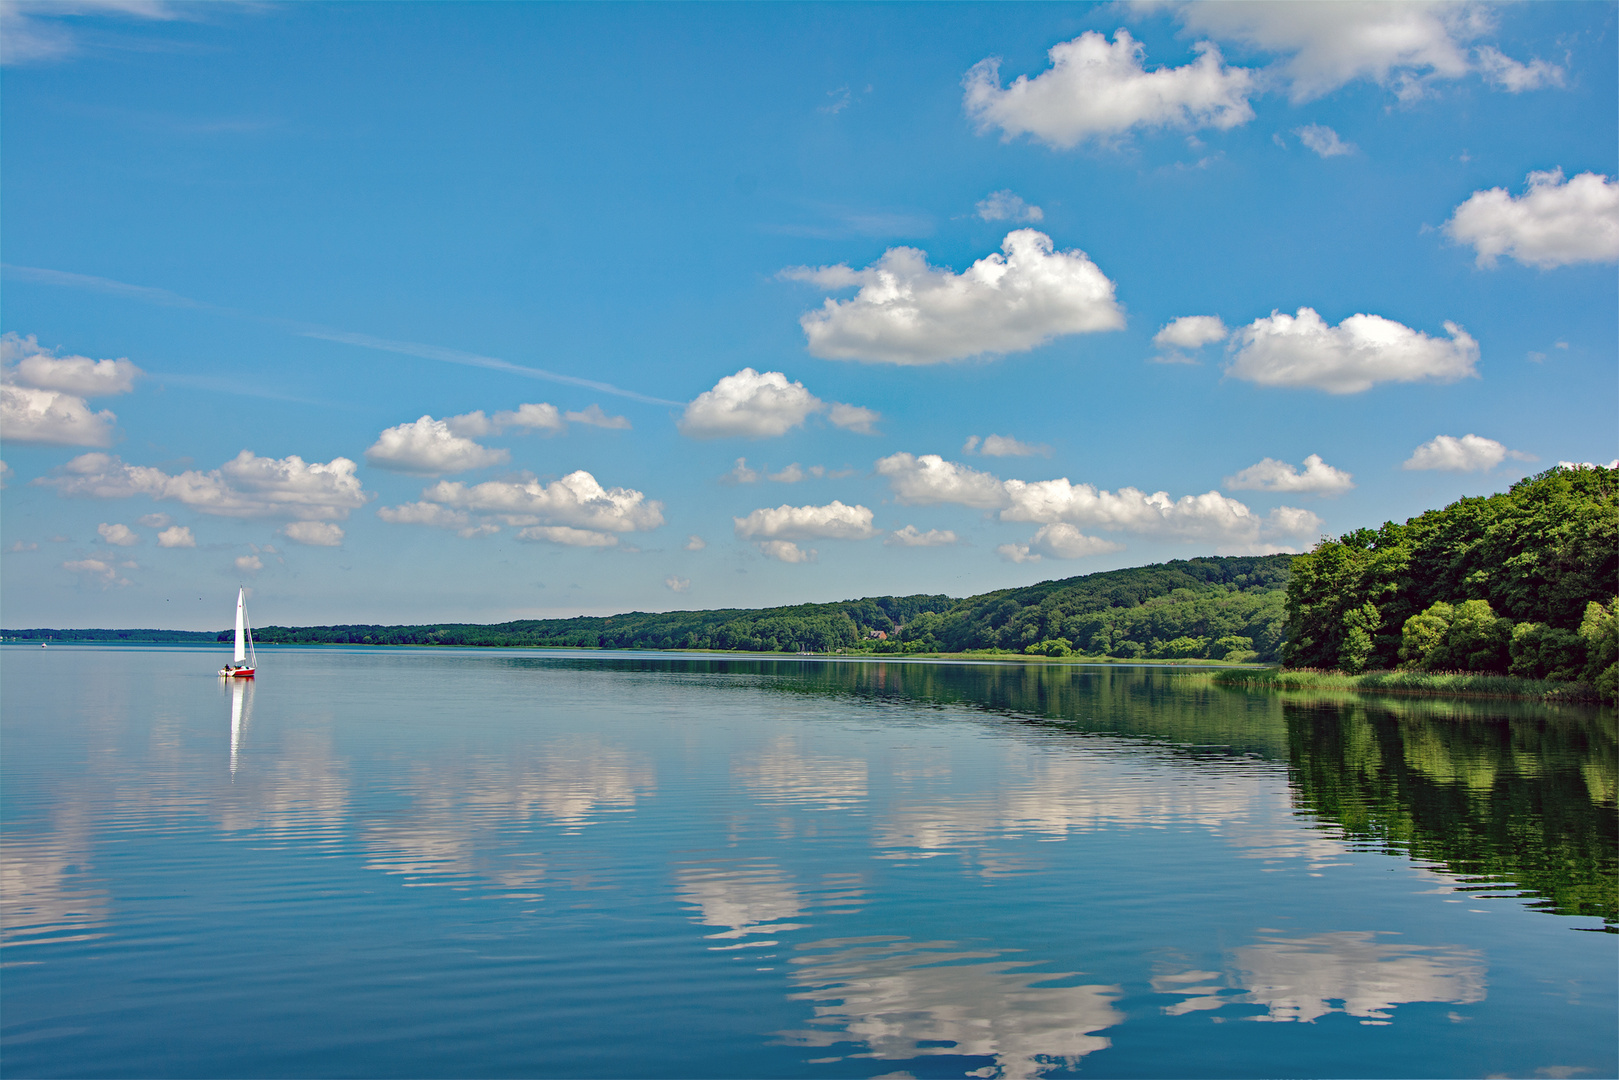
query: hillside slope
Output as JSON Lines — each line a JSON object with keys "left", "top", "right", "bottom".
{"left": 233, "top": 554, "right": 1294, "bottom": 661}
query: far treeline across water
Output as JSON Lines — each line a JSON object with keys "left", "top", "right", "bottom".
{"left": 6, "top": 467, "right": 1614, "bottom": 697}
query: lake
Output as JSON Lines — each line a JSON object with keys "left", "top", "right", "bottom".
{"left": 2, "top": 644, "right": 1614, "bottom": 1078}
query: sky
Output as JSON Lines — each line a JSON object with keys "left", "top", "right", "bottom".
{"left": 2, "top": 1, "right": 1615, "bottom": 631}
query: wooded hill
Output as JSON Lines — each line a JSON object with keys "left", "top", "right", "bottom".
{"left": 236, "top": 554, "right": 1293, "bottom": 661}
{"left": 1285, "top": 465, "right": 1617, "bottom": 693}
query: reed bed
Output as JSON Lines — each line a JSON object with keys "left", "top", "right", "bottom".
{"left": 1210, "top": 666, "right": 1610, "bottom": 704}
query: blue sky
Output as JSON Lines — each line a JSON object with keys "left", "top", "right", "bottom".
{"left": 2, "top": 1, "right": 1615, "bottom": 630}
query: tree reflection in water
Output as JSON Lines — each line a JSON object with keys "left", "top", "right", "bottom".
{"left": 1282, "top": 697, "right": 1617, "bottom": 927}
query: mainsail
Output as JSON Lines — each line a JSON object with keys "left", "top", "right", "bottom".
{"left": 234, "top": 588, "right": 248, "bottom": 664}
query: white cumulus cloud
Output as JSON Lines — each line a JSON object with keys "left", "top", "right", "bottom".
{"left": 97, "top": 522, "right": 139, "bottom": 546}
{"left": 3, "top": 332, "right": 141, "bottom": 395}
{"left": 876, "top": 451, "right": 1320, "bottom": 552}
{"left": 680, "top": 369, "right": 874, "bottom": 439}
{"left": 1226, "top": 308, "right": 1478, "bottom": 394}
{"left": 234, "top": 554, "right": 263, "bottom": 576}
{"left": 734, "top": 501, "right": 878, "bottom": 542}
{"left": 1294, "top": 123, "right": 1355, "bottom": 157}
{"left": 1153, "top": 315, "right": 1229, "bottom": 353}
{"left": 1402, "top": 434, "right": 1531, "bottom": 472}
{"left": 998, "top": 523, "right": 1125, "bottom": 564}
{"left": 1, "top": 333, "right": 142, "bottom": 448}
{"left": 364, "top": 415, "right": 510, "bottom": 475}
{"left": 39, "top": 450, "right": 371, "bottom": 520}
{"left": 876, "top": 452, "right": 1011, "bottom": 509}
{"left": 518, "top": 525, "right": 618, "bottom": 547}
{"left": 1001, "top": 476, "right": 1322, "bottom": 551}
{"left": 1164, "top": 2, "right": 1560, "bottom": 102}
{"left": 156, "top": 525, "right": 196, "bottom": 548}
{"left": 976, "top": 190, "right": 1044, "bottom": 223}
{"left": 827, "top": 401, "right": 882, "bottom": 435}
{"left": 758, "top": 540, "right": 815, "bottom": 563}
{"left": 281, "top": 521, "right": 344, "bottom": 547}
{"left": 421, "top": 470, "right": 663, "bottom": 535}
{"left": 684, "top": 535, "right": 706, "bottom": 551}
{"left": 886, "top": 525, "right": 959, "bottom": 548}
{"left": 1444, "top": 170, "right": 1619, "bottom": 269}
{"left": 0, "top": 384, "right": 120, "bottom": 447}
{"left": 665, "top": 575, "right": 691, "bottom": 593}
{"left": 964, "top": 30, "right": 1255, "bottom": 148}
{"left": 487, "top": 403, "right": 565, "bottom": 434}
{"left": 786, "top": 229, "right": 1123, "bottom": 365}
{"left": 1224, "top": 454, "right": 1355, "bottom": 495}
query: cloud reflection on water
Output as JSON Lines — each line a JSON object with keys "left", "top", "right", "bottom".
{"left": 0, "top": 808, "right": 110, "bottom": 951}
{"left": 360, "top": 736, "right": 654, "bottom": 891}
{"left": 1155, "top": 931, "right": 1486, "bottom": 1024}
{"left": 779, "top": 936, "right": 1123, "bottom": 1080}
{"left": 734, "top": 737, "right": 868, "bottom": 813}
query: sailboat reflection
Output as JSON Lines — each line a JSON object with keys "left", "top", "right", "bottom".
{"left": 227, "top": 677, "right": 255, "bottom": 777}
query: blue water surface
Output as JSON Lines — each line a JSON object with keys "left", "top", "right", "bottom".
{"left": 2, "top": 644, "right": 1614, "bottom": 1078}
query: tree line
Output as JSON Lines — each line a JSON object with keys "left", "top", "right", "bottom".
{"left": 233, "top": 555, "right": 1294, "bottom": 661}
{"left": 1284, "top": 465, "right": 1617, "bottom": 695}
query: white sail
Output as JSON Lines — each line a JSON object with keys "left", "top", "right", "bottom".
{"left": 234, "top": 588, "right": 247, "bottom": 664}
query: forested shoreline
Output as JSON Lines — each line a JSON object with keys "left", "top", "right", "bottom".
{"left": 5, "top": 555, "right": 1293, "bottom": 662}
{"left": 1282, "top": 466, "right": 1616, "bottom": 699}
{"left": 8, "top": 467, "right": 1614, "bottom": 701}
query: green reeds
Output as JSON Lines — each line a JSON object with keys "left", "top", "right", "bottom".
{"left": 1211, "top": 666, "right": 1611, "bottom": 705}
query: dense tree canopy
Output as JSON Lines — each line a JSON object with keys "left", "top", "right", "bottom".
{"left": 192, "top": 555, "right": 1294, "bottom": 661}
{"left": 1285, "top": 466, "right": 1618, "bottom": 689}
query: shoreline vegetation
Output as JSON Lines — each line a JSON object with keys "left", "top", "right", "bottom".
{"left": 1209, "top": 666, "right": 1611, "bottom": 706}
{"left": 6, "top": 467, "right": 1614, "bottom": 704}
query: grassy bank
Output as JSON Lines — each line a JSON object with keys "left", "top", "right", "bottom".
{"left": 1212, "top": 666, "right": 1611, "bottom": 705}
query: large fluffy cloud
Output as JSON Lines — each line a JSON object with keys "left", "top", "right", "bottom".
{"left": 1165, "top": 2, "right": 1562, "bottom": 102}
{"left": 734, "top": 500, "right": 877, "bottom": 563}
{"left": 876, "top": 453, "right": 1010, "bottom": 509}
{"left": 1, "top": 333, "right": 141, "bottom": 447}
{"left": 1224, "top": 454, "right": 1355, "bottom": 495}
{"left": 156, "top": 525, "right": 196, "bottom": 548}
{"left": 875, "top": 452, "right": 1322, "bottom": 553}
{"left": 679, "top": 368, "right": 879, "bottom": 439}
{"left": 390, "top": 470, "right": 664, "bottom": 547}
{"left": 1444, "top": 170, "right": 1619, "bottom": 269}
{"left": 785, "top": 230, "right": 1123, "bottom": 365}
{"left": 1000, "top": 477, "right": 1319, "bottom": 545}
{"left": 365, "top": 415, "right": 510, "bottom": 475}
{"left": 38, "top": 450, "right": 370, "bottom": 521}
{"left": 963, "top": 30, "right": 1255, "bottom": 148}
{"left": 998, "top": 523, "right": 1126, "bottom": 564}
{"left": 1225, "top": 308, "right": 1478, "bottom": 394}
{"left": 1402, "top": 434, "right": 1529, "bottom": 472}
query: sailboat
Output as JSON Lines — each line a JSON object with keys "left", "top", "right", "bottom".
{"left": 219, "top": 587, "right": 258, "bottom": 678}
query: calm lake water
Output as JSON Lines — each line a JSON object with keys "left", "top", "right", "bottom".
{"left": 3, "top": 644, "right": 1614, "bottom": 1079}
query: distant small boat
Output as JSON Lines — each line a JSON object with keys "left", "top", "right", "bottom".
{"left": 219, "top": 588, "right": 258, "bottom": 678}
